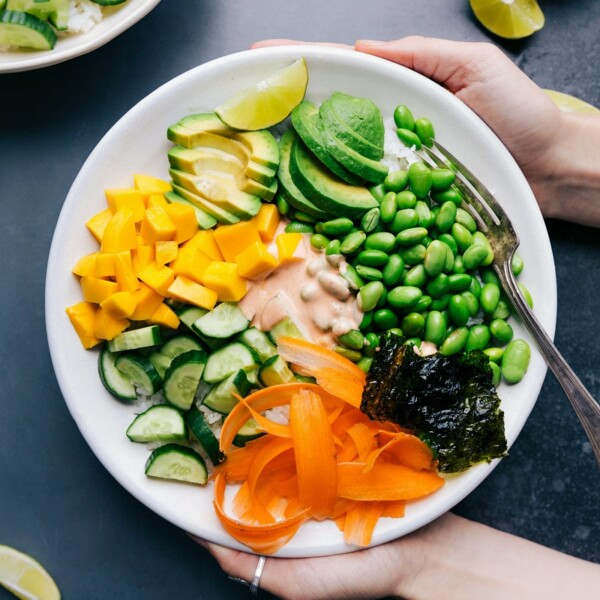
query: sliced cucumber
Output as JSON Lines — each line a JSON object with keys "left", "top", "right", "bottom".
{"left": 258, "top": 355, "right": 296, "bottom": 387}
{"left": 89, "top": 0, "right": 128, "bottom": 5}
{"left": 295, "top": 374, "right": 317, "bottom": 384}
{"left": 176, "top": 305, "right": 208, "bottom": 330}
{"left": 203, "top": 342, "right": 260, "bottom": 384}
{"left": 106, "top": 325, "right": 162, "bottom": 353}
{"left": 185, "top": 405, "right": 225, "bottom": 465}
{"left": 0, "top": 9, "right": 56, "bottom": 49}
{"left": 98, "top": 346, "right": 137, "bottom": 402}
{"left": 6, "top": 0, "right": 69, "bottom": 30}
{"left": 245, "top": 368, "right": 261, "bottom": 388}
{"left": 203, "top": 369, "right": 250, "bottom": 414}
{"left": 193, "top": 302, "right": 249, "bottom": 340}
{"left": 233, "top": 418, "right": 265, "bottom": 447}
{"left": 268, "top": 317, "right": 305, "bottom": 344}
{"left": 163, "top": 350, "right": 207, "bottom": 410}
{"left": 147, "top": 350, "right": 172, "bottom": 380}
{"left": 115, "top": 352, "right": 162, "bottom": 395}
{"left": 145, "top": 443, "right": 207, "bottom": 485}
{"left": 126, "top": 405, "right": 187, "bottom": 443}
{"left": 238, "top": 327, "right": 277, "bottom": 362}
{"left": 160, "top": 334, "right": 204, "bottom": 359}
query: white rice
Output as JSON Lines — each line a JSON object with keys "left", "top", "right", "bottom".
{"left": 65, "top": 0, "right": 103, "bottom": 34}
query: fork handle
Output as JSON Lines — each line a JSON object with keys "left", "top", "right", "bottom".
{"left": 496, "top": 262, "right": 600, "bottom": 467}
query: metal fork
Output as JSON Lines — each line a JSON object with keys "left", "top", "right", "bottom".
{"left": 419, "top": 141, "right": 600, "bottom": 467}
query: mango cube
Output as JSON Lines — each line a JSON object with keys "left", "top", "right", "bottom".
{"left": 133, "top": 174, "right": 172, "bottom": 196}
{"left": 93, "top": 306, "right": 130, "bottom": 340}
{"left": 105, "top": 188, "right": 144, "bottom": 213}
{"left": 101, "top": 209, "right": 138, "bottom": 253}
{"left": 254, "top": 203, "right": 280, "bottom": 242}
{"left": 138, "top": 261, "right": 175, "bottom": 296}
{"left": 213, "top": 221, "right": 261, "bottom": 262}
{"left": 167, "top": 275, "right": 218, "bottom": 310}
{"left": 80, "top": 276, "right": 118, "bottom": 304}
{"left": 276, "top": 232, "right": 303, "bottom": 265}
{"left": 165, "top": 203, "right": 198, "bottom": 244}
{"left": 183, "top": 229, "right": 224, "bottom": 261}
{"left": 201, "top": 261, "right": 247, "bottom": 302}
{"left": 66, "top": 302, "right": 101, "bottom": 349}
{"left": 113, "top": 191, "right": 146, "bottom": 222}
{"left": 131, "top": 245, "right": 155, "bottom": 275}
{"left": 169, "top": 246, "right": 211, "bottom": 283}
{"left": 140, "top": 206, "right": 176, "bottom": 244}
{"left": 155, "top": 241, "right": 179, "bottom": 266}
{"left": 147, "top": 194, "right": 169, "bottom": 209}
{"left": 148, "top": 302, "right": 180, "bottom": 329}
{"left": 114, "top": 252, "right": 140, "bottom": 292}
{"left": 235, "top": 241, "right": 278, "bottom": 280}
{"left": 100, "top": 291, "right": 137, "bottom": 319}
{"left": 129, "top": 284, "right": 164, "bottom": 320}
{"left": 95, "top": 253, "right": 116, "bottom": 277}
{"left": 72, "top": 253, "right": 97, "bottom": 277}
{"left": 86, "top": 208, "right": 113, "bottom": 243}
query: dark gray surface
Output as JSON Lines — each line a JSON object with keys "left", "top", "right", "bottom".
{"left": 1, "top": 1, "right": 599, "bottom": 598}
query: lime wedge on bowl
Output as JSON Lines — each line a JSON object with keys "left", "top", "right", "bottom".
{"left": 544, "top": 89, "right": 599, "bottom": 114}
{"left": 0, "top": 545, "right": 60, "bottom": 600}
{"left": 470, "top": 0, "right": 545, "bottom": 39}
{"left": 215, "top": 57, "right": 308, "bottom": 130}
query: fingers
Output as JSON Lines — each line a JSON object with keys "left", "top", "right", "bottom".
{"left": 202, "top": 541, "right": 265, "bottom": 583}
{"left": 251, "top": 39, "right": 353, "bottom": 50}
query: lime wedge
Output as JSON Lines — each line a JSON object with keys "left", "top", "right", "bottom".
{"left": 215, "top": 58, "right": 308, "bottom": 131}
{"left": 470, "top": 0, "right": 544, "bottom": 39}
{"left": 543, "top": 89, "right": 600, "bottom": 114}
{"left": 0, "top": 545, "right": 60, "bottom": 600}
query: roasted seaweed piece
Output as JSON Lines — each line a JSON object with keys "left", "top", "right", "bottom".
{"left": 361, "top": 335, "right": 507, "bottom": 473}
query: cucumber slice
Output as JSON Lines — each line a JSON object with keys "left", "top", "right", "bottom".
{"left": 126, "top": 405, "right": 187, "bottom": 443}
{"left": 258, "top": 355, "right": 296, "bottom": 387}
{"left": 294, "top": 374, "right": 317, "bottom": 384}
{"left": 203, "top": 342, "right": 260, "bottom": 384}
{"left": 89, "top": 0, "right": 128, "bottom": 5}
{"left": 106, "top": 325, "right": 162, "bottom": 353}
{"left": 147, "top": 351, "right": 172, "bottom": 379}
{"left": 115, "top": 352, "right": 162, "bottom": 395}
{"left": 98, "top": 346, "right": 137, "bottom": 402}
{"left": 0, "top": 9, "right": 56, "bottom": 49}
{"left": 203, "top": 369, "right": 250, "bottom": 414}
{"left": 237, "top": 327, "right": 277, "bottom": 362}
{"left": 268, "top": 317, "right": 305, "bottom": 344}
{"left": 165, "top": 191, "right": 217, "bottom": 230}
{"left": 176, "top": 305, "right": 208, "bottom": 330}
{"left": 160, "top": 334, "right": 204, "bottom": 359}
{"left": 185, "top": 406, "right": 225, "bottom": 464}
{"left": 245, "top": 368, "right": 261, "bottom": 388}
{"left": 233, "top": 418, "right": 265, "bottom": 447}
{"left": 193, "top": 302, "right": 249, "bottom": 340}
{"left": 163, "top": 350, "right": 207, "bottom": 410}
{"left": 6, "top": 0, "right": 69, "bottom": 30}
{"left": 145, "top": 443, "right": 207, "bottom": 485}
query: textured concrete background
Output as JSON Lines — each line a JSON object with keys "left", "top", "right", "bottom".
{"left": 1, "top": 1, "right": 599, "bottom": 598}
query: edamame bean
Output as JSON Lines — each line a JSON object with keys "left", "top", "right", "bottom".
{"left": 364, "top": 332, "right": 380, "bottom": 357}
{"left": 484, "top": 347, "right": 505, "bottom": 363}
{"left": 452, "top": 254, "right": 466, "bottom": 274}
{"left": 468, "top": 276, "right": 481, "bottom": 299}
{"left": 480, "top": 268, "right": 500, "bottom": 286}
{"left": 501, "top": 339, "right": 531, "bottom": 384}
{"left": 412, "top": 294, "right": 432, "bottom": 312}
{"left": 398, "top": 244, "right": 426, "bottom": 265}
{"left": 361, "top": 208, "right": 380, "bottom": 233}
{"left": 424, "top": 310, "right": 447, "bottom": 346}
{"left": 403, "top": 264, "right": 427, "bottom": 287}
{"left": 462, "top": 244, "right": 489, "bottom": 270}
{"left": 511, "top": 254, "right": 524, "bottom": 276}
{"left": 402, "top": 312, "right": 426, "bottom": 337}
{"left": 374, "top": 309, "right": 400, "bottom": 330}
{"left": 448, "top": 294, "right": 470, "bottom": 326}
{"left": 369, "top": 183, "right": 386, "bottom": 203}
{"left": 480, "top": 282, "right": 501, "bottom": 314}
{"left": 443, "top": 244, "right": 455, "bottom": 273}
{"left": 310, "top": 233, "right": 330, "bottom": 250}
{"left": 437, "top": 233, "right": 457, "bottom": 256}
{"left": 390, "top": 209, "right": 419, "bottom": 233}
{"left": 451, "top": 222, "right": 473, "bottom": 253}
{"left": 388, "top": 328, "right": 404, "bottom": 337}
{"left": 384, "top": 170, "right": 409, "bottom": 193}
{"left": 489, "top": 361, "right": 501, "bottom": 388}
{"left": 472, "top": 231, "right": 494, "bottom": 265}
{"left": 396, "top": 128, "right": 422, "bottom": 149}
{"left": 326, "top": 239, "right": 341, "bottom": 256}
{"left": 430, "top": 168, "right": 455, "bottom": 191}
{"left": 430, "top": 293, "right": 451, "bottom": 310}
{"left": 357, "top": 249, "right": 389, "bottom": 267}
{"left": 359, "top": 311, "right": 373, "bottom": 331}
{"left": 393, "top": 105, "right": 415, "bottom": 131}
{"left": 376, "top": 288, "right": 388, "bottom": 308}
{"left": 435, "top": 201, "right": 457, "bottom": 233}
{"left": 395, "top": 227, "right": 428, "bottom": 246}
{"left": 448, "top": 273, "right": 472, "bottom": 292}
{"left": 293, "top": 210, "right": 317, "bottom": 223}
{"left": 357, "top": 356, "right": 373, "bottom": 373}
{"left": 322, "top": 217, "right": 353, "bottom": 236}
{"left": 338, "top": 329, "right": 365, "bottom": 351}
{"left": 518, "top": 283, "right": 534, "bottom": 308}
{"left": 333, "top": 345, "right": 362, "bottom": 363}
{"left": 355, "top": 265, "right": 383, "bottom": 281}
{"left": 276, "top": 195, "right": 290, "bottom": 215}
{"left": 465, "top": 324, "right": 491, "bottom": 351}
{"left": 365, "top": 231, "right": 396, "bottom": 252}
{"left": 432, "top": 187, "right": 463, "bottom": 207}
{"left": 285, "top": 221, "right": 314, "bottom": 234}
{"left": 387, "top": 285, "right": 423, "bottom": 309}
{"left": 460, "top": 291, "right": 480, "bottom": 316}
{"left": 382, "top": 254, "right": 405, "bottom": 287}
{"left": 423, "top": 239, "right": 447, "bottom": 277}
{"left": 415, "top": 200, "right": 434, "bottom": 228}
{"left": 408, "top": 162, "right": 432, "bottom": 198}
{"left": 358, "top": 281, "right": 385, "bottom": 312}
{"left": 490, "top": 319, "right": 514, "bottom": 344}
{"left": 426, "top": 273, "right": 450, "bottom": 298}
{"left": 456, "top": 208, "right": 477, "bottom": 233}
{"left": 340, "top": 230, "right": 366, "bottom": 254}
{"left": 492, "top": 298, "right": 511, "bottom": 320}
{"left": 405, "top": 337, "right": 422, "bottom": 349}
{"left": 380, "top": 192, "right": 397, "bottom": 223}
{"left": 415, "top": 117, "right": 435, "bottom": 147}
{"left": 396, "top": 190, "right": 418, "bottom": 210}
{"left": 340, "top": 263, "right": 365, "bottom": 290}
{"left": 440, "top": 327, "right": 469, "bottom": 355}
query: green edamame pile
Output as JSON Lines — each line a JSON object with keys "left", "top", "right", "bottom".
{"left": 279, "top": 103, "right": 532, "bottom": 388}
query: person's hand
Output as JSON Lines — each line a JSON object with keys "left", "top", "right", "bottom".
{"left": 253, "top": 37, "right": 600, "bottom": 227}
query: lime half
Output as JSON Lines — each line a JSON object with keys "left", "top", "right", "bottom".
{"left": 215, "top": 58, "right": 308, "bottom": 131}
{"left": 0, "top": 545, "right": 60, "bottom": 600}
{"left": 470, "top": 0, "right": 545, "bottom": 39}
{"left": 544, "top": 89, "right": 600, "bottom": 114}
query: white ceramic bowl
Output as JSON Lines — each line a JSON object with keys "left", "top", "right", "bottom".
{"left": 45, "top": 45, "right": 556, "bottom": 557}
{"left": 0, "top": 0, "right": 160, "bottom": 73}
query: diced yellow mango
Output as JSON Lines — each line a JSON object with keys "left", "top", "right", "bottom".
{"left": 167, "top": 275, "right": 218, "bottom": 310}
{"left": 129, "top": 284, "right": 164, "bottom": 320}
{"left": 86, "top": 208, "right": 113, "bottom": 243}
{"left": 113, "top": 191, "right": 146, "bottom": 222}
{"left": 201, "top": 261, "right": 247, "bottom": 302}
{"left": 183, "top": 229, "right": 224, "bottom": 261}
{"left": 137, "top": 261, "right": 175, "bottom": 296}
{"left": 133, "top": 174, "right": 172, "bottom": 195}
{"left": 169, "top": 246, "right": 211, "bottom": 283}
{"left": 80, "top": 276, "right": 119, "bottom": 304}
{"left": 114, "top": 252, "right": 140, "bottom": 292}
{"left": 254, "top": 203, "right": 280, "bottom": 243}
{"left": 148, "top": 302, "right": 180, "bottom": 329}
{"left": 276, "top": 232, "right": 303, "bottom": 265}
{"left": 139, "top": 206, "right": 177, "bottom": 244}
{"left": 66, "top": 302, "right": 101, "bottom": 349}
{"left": 105, "top": 188, "right": 143, "bottom": 213}
{"left": 72, "top": 253, "right": 98, "bottom": 277}
{"left": 147, "top": 194, "right": 169, "bottom": 209}
{"left": 93, "top": 306, "right": 130, "bottom": 340}
{"left": 165, "top": 203, "right": 198, "bottom": 244}
{"left": 235, "top": 241, "right": 278, "bottom": 280}
{"left": 101, "top": 209, "right": 138, "bottom": 253}
{"left": 213, "top": 221, "right": 262, "bottom": 262}
{"left": 95, "top": 253, "right": 116, "bottom": 277}
{"left": 100, "top": 291, "right": 137, "bottom": 319}
{"left": 131, "top": 245, "right": 155, "bottom": 275}
{"left": 155, "top": 241, "right": 179, "bottom": 266}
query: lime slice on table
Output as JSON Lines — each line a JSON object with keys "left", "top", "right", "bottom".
{"left": 0, "top": 545, "right": 60, "bottom": 600}
{"left": 543, "top": 89, "right": 600, "bottom": 114}
{"left": 215, "top": 58, "right": 308, "bottom": 131}
{"left": 470, "top": 0, "right": 545, "bottom": 39}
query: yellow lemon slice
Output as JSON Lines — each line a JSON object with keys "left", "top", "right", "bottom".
{"left": 543, "top": 89, "right": 600, "bottom": 114}
{"left": 470, "top": 0, "right": 545, "bottom": 39}
{"left": 215, "top": 58, "right": 308, "bottom": 131}
{"left": 0, "top": 546, "right": 60, "bottom": 600}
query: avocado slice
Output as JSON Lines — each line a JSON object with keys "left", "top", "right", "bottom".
{"left": 171, "top": 184, "right": 240, "bottom": 225}
{"left": 330, "top": 92, "right": 385, "bottom": 149}
{"left": 233, "top": 131, "right": 280, "bottom": 170}
{"left": 289, "top": 140, "right": 378, "bottom": 218}
{"left": 164, "top": 191, "right": 218, "bottom": 230}
{"left": 320, "top": 98, "right": 384, "bottom": 161}
{"left": 167, "top": 113, "right": 234, "bottom": 147}
{"left": 291, "top": 101, "right": 362, "bottom": 185}
{"left": 277, "top": 130, "right": 330, "bottom": 220}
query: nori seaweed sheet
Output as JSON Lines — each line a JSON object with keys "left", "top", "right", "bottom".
{"left": 361, "top": 335, "right": 507, "bottom": 473}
